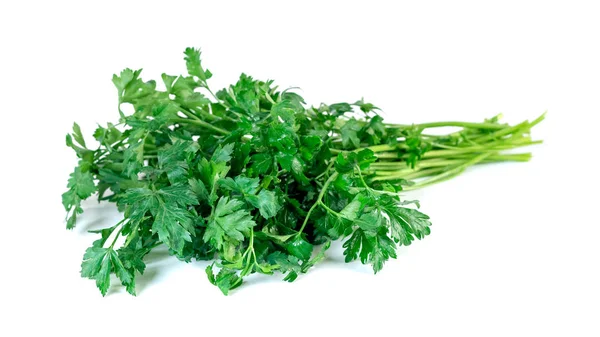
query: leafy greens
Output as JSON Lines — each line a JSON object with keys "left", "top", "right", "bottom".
{"left": 63, "top": 47, "right": 543, "bottom": 296}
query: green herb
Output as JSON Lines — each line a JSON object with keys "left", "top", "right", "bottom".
{"left": 63, "top": 47, "right": 543, "bottom": 296}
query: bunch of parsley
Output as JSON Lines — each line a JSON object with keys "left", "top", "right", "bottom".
{"left": 63, "top": 48, "right": 542, "bottom": 295}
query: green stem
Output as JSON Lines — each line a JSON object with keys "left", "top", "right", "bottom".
{"left": 314, "top": 161, "right": 335, "bottom": 180}
{"left": 108, "top": 219, "right": 127, "bottom": 249}
{"left": 296, "top": 172, "right": 339, "bottom": 237}
{"left": 319, "top": 201, "right": 342, "bottom": 217}
{"left": 371, "top": 151, "right": 494, "bottom": 183}
{"left": 179, "top": 107, "right": 202, "bottom": 121}
{"left": 386, "top": 121, "right": 508, "bottom": 130}
{"left": 174, "top": 118, "right": 229, "bottom": 135}
{"left": 373, "top": 167, "right": 447, "bottom": 181}
{"left": 402, "top": 152, "right": 494, "bottom": 190}
{"left": 265, "top": 92, "right": 277, "bottom": 105}
{"left": 470, "top": 120, "right": 530, "bottom": 143}
{"left": 206, "top": 87, "right": 225, "bottom": 106}
{"left": 331, "top": 137, "right": 540, "bottom": 155}
{"left": 369, "top": 153, "right": 532, "bottom": 172}
{"left": 240, "top": 231, "right": 259, "bottom": 277}
{"left": 191, "top": 108, "right": 221, "bottom": 122}
{"left": 351, "top": 187, "right": 404, "bottom": 197}
{"left": 372, "top": 141, "right": 540, "bottom": 160}
{"left": 356, "top": 166, "right": 371, "bottom": 191}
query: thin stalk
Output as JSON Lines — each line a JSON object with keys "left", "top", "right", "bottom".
{"left": 402, "top": 152, "right": 494, "bottom": 190}
{"left": 386, "top": 121, "right": 508, "bottom": 130}
{"left": 315, "top": 161, "right": 335, "bottom": 180}
{"left": 319, "top": 202, "right": 342, "bottom": 218}
{"left": 178, "top": 107, "right": 203, "bottom": 121}
{"left": 369, "top": 153, "right": 532, "bottom": 172}
{"left": 371, "top": 160, "right": 467, "bottom": 174}
{"left": 174, "top": 118, "right": 229, "bottom": 135}
{"left": 107, "top": 218, "right": 128, "bottom": 249}
{"left": 470, "top": 120, "right": 532, "bottom": 143}
{"left": 191, "top": 108, "right": 221, "bottom": 122}
{"left": 331, "top": 134, "right": 540, "bottom": 155}
{"left": 372, "top": 141, "right": 541, "bottom": 160}
{"left": 109, "top": 227, "right": 124, "bottom": 248}
{"left": 389, "top": 167, "right": 448, "bottom": 181}
{"left": 371, "top": 151, "right": 494, "bottom": 183}
{"left": 296, "top": 172, "right": 339, "bottom": 237}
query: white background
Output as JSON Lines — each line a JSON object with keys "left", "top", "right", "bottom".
{"left": 1, "top": 1, "right": 599, "bottom": 336}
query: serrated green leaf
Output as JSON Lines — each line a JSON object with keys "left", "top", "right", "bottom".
{"left": 184, "top": 47, "right": 212, "bottom": 82}
{"left": 189, "top": 178, "right": 209, "bottom": 202}
{"left": 271, "top": 99, "right": 301, "bottom": 125}
{"left": 81, "top": 247, "right": 109, "bottom": 279}
{"left": 378, "top": 195, "right": 432, "bottom": 246}
{"left": 120, "top": 185, "right": 195, "bottom": 255}
{"left": 212, "top": 143, "right": 235, "bottom": 163}
{"left": 247, "top": 189, "right": 281, "bottom": 219}
{"left": 152, "top": 202, "right": 193, "bottom": 254}
{"left": 267, "top": 251, "right": 302, "bottom": 282}
{"left": 96, "top": 253, "right": 112, "bottom": 296}
{"left": 109, "top": 250, "right": 135, "bottom": 295}
{"left": 219, "top": 176, "right": 259, "bottom": 195}
{"left": 343, "top": 212, "right": 397, "bottom": 273}
{"left": 284, "top": 236, "right": 313, "bottom": 261}
{"left": 340, "top": 118, "right": 362, "bottom": 149}
{"left": 72, "top": 122, "right": 86, "bottom": 148}
{"left": 62, "top": 164, "right": 96, "bottom": 229}
{"left": 117, "top": 245, "right": 147, "bottom": 275}
{"left": 206, "top": 267, "right": 242, "bottom": 295}
{"left": 203, "top": 197, "right": 257, "bottom": 250}
{"left": 161, "top": 73, "right": 177, "bottom": 92}
{"left": 250, "top": 153, "right": 273, "bottom": 175}
{"left": 339, "top": 197, "right": 363, "bottom": 221}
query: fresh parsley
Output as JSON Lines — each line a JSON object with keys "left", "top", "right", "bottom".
{"left": 63, "top": 47, "right": 543, "bottom": 296}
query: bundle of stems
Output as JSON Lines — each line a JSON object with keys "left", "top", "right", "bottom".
{"left": 330, "top": 113, "right": 544, "bottom": 190}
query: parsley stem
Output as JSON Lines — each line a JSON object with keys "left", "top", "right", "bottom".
{"left": 190, "top": 107, "right": 220, "bottom": 122}
{"left": 319, "top": 201, "right": 342, "bottom": 217}
{"left": 179, "top": 105, "right": 237, "bottom": 128}
{"left": 390, "top": 167, "right": 449, "bottom": 180}
{"left": 174, "top": 118, "right": 229, "bottom": 135}
{"left": 108, "top": 219, "right": 127, "bottom": 249}
{"left": 352, "top": 187, "right": 404, "bottom": 197}
{"left": 356, "top": 167, "right": 371, "bottom": 192}
{"left": 470, "top": 121, "right": 531, "bottom": 143}
{"left": 330, "top": 137, "right": 541, "bottom": 155}
{"left": 373, "top": 152, "right": 494, "bottom": 186}
{"left": 265, "top": 92, "right": 277, "bottom": 105}
{"left": 109, "top": 227, "right": 123, "bottom": 248}
{"left": 296, "top": 172, "right": 339, "bottom": 236}
{"left": 178, "top": 107, "right": 202, "bottom": 121}
{"left": 403, "top": 152, "right": 494, "bottom": 190}
{"left": 314, "top": 161, "right": 335, "bottom": 180}
{"left": 205, "top": 87, "right": 227, "bottom": 108}
{"left": 371, "top": 141, "right": 540, "bottom": 160}
{"left": 240, "top": 231, "right": 258, "bottom": 277}
{"left": 369, "top": 153, "right": 532, "bottom": 172}
{"left": 386, "top": 121, "right": 508, "bottom": 130}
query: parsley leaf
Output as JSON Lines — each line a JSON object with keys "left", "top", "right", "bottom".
{"left": 184, "top": 47, "right": 212, "bottom": 83}
{"left": 247, "top": 190, "right": 281, "bottom": 219}
{"left": 203, "top": 197, "right": 257, "bottom": 250}
{"left": 343, "top": 213, "right": 397, "bottom": 273}
{"left": 62, "top": 164, "right": 96, "bottom": 229}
